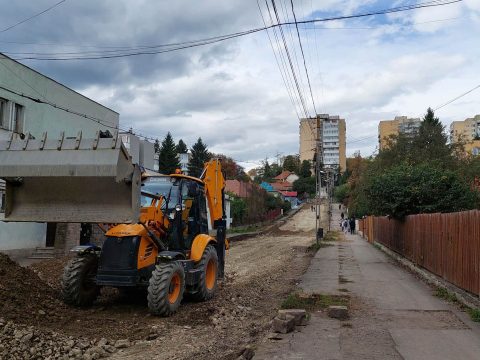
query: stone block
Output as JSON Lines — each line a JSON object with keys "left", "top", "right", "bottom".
{"left": 278, "top": 309, "right": 307, "bottom": 325}
{"left": 272, "top": 315, "right": 295, "bottom": 334}
{"left": 327, "top": 305, "right": 349, "bottom": 320}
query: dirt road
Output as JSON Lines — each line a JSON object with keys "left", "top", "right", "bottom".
{"left": 1, "top": 206, "right": 316, "bottom": 359}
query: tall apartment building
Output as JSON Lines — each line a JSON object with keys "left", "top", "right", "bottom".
{"left": 378, "top": 116, "right": 421, "bottom": 150}
{"left": 450, "top": 115, "right": 480, "bottom": 155}
{"left": 299, "top": 114, "right": 346, "bottom": 172}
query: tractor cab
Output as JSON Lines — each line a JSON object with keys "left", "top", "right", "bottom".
{"left": 141, "top": 175, "right": 209, "bottom": 251}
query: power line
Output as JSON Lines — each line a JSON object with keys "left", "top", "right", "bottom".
{"left": 271, "top": 0, "right": 311, "bottom": 118}
{"left": 256, "top": 0, "right": 301, "bottom": 120}
{"left": 2, "top": 0, "right": 462, "bottom": 61}
{"left": 0, "top": 0, "right": 68, "bottom": 34}
{"left": 434, "top": 83, "right": 480, "bottom": 111}
{"left": 290, "top": 0, "right": 318, "bottom": 115}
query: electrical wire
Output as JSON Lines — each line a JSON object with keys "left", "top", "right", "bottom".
{"left": 1, "top": 0, "right": 462, "bottom": 61}
{"left": 0, "top": 0, "right": 68, "bottom": 34}
{"left": 434, "top": 83, "right": 480, "bottom": 111}
{"left": 290, "top": 0, "right": 318, "bottom": 115}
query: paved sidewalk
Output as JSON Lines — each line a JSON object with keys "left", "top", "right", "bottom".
{"left": 254, "top": 205, "right": 480, "bottom": 359}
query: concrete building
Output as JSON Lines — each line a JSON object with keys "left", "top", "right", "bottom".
{"left": 153, "top": 151, "right": 190, "bottom": 174}
{"left": 0, "top": 53, "right": 119, "bottom": 259}
{"left": 120, "top": 132, "right": 155, "bottom": 169}
{"left": 450, "top": 115, "right": 480, "bottom": 156}
{"left": 299, "top": 114, "right": 346, "bottom": 173}
{"left": 378, "top": 116, "right": 421, "bottom": 150}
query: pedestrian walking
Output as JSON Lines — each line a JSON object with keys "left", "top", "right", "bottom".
{"left": 349, "top": 217, "right": 356, "bottom": 234}
{"left": 343, "top": 219, "right": 349, "bottom": 234}
{"left": 340, "top": 212, "right": 344, "bottom": 220}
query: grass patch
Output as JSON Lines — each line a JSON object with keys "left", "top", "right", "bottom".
{"left": 308, "top": 241, "right": 333, "bottom": 252}
{"left": 281, "top": 293, "right": 349, "bottom": 311}
{"left": 227, "top": 224, "right": 259, "bottom": 234}
{"left": 435, "top": 287, "right": 458, "bottom": 303}
{"left": 322, "top": 231, "right": 340, "bottom": 242}
{"left": 467, "top": 308, "right": 480, "bottom": 322}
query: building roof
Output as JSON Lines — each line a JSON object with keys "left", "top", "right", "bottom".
{"left": 274, "top": 171, "right": 292, "bottom": 181}
{"left": 225, "top": 179, "right": 255, "bottom": 198}
{"left": 280, "top": 191, "right": 297, "bottom": 197}
{"left": 271, "top": 181, "right": 293, "bottom": 192}
{"left": 0, "top": 53, "right": 118, "bottom": 115}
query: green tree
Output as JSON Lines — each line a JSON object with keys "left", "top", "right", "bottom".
{"left": 282, "top": 154, "right": 300, "bottom": 173}
{"left": 158, "top": 132, "right": 180, "bottom": 174}
{"left": 299, "top": 160, "right": 312, "bottom": 178}
{"left": 293, "top": 177, "right": 316, "bottom": 197}
{"left": 366, "top": 163, "right": 477, "bottom": 219}
{"left": 188, "top": 137, "right": 211, "bottom": 177}
{"left": 154, "top": 138, "right": 160, "bottom": 154}
{"left": 176, "top": 139, "right": 188, "bottom": 153}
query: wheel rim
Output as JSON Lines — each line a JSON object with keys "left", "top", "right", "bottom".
{"left": 168, "top": 273, "right": 181, "bottom": 304}
{"left": 205, "top": 259, "right": 216, "bottom": 290}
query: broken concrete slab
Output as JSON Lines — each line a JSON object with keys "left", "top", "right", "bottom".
{"left": 272, "top": 316, "right": 296, "bottom": 334}
{"left": 278, "top": 309, "right": 307, "bottom": 326}
{"left": 327, "top": 305, "right": 349, "bottom": 320}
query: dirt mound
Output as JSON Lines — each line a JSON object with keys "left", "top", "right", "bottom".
{"left": 0, "top": 253, "right": 64, "bottom": 324}
{"left": 30, "top": 257, "right": 71, "bottom": 291}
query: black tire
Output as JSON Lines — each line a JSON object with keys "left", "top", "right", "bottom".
{"left": 190, "top": 245, "right": 218, "bottom": 302}
{"left": 62, "top": 255, "right": 100, "bottom": 307}
{"left": 147, "top": 261, "right": 185, "bottom": 316}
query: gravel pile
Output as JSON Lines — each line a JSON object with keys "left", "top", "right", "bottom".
{"left": 0, "top": 317, "right": 119, "bottom": 360}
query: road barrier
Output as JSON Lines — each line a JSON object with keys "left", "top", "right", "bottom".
{"left": 358, "top": 210, "right": 480, "bottom": 297}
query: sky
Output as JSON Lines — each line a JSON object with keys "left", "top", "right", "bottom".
{"left": 0, "top": 0, "right": 479, "bottom": 170}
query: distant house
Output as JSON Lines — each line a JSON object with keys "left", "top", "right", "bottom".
{"left": 260, "top": 181, "right": 274, "bottom": 192}
{"left": 271, "top": 181, "right": 293, "bottom": 192}
{"left": 280, "top": 191, "right": 300, "bottom": 208}
{"left": 274, "top": 171, "right": 299, "bottom": 184}
{"left": 225, "top": 180, "right": 254, "bottom": 198}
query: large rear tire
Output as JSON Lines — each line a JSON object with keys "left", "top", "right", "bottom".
{"left": 190, "top": 245, "right": 218, "bottom": 301}
{"left": 147, "top": 261, "right": 185, "bottom": 316}
{"left": 62, "top": 255, "right": 100, "bottom": 307}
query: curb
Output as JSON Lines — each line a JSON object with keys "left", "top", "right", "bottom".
{"left": 373, "top": 241, "right": 480, "bottom": 310}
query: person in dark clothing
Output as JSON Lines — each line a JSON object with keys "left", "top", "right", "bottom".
{"left": 349, "top": 217, "right": 356, "bottom": 234}
{"left": 341, "top": 212, "right": 344, "bottom": 220}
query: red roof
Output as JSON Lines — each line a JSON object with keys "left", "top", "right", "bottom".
{"left": 271, "top": 181, "right": 293, "bottom": 191}
{"left": 225, "top": 180, "right": 255, "bottom": 198}
{"left": 280, "top": 191, "right": 297, "bottom": 197}
{"left": 274, "top": 171, "right": 292, "bottom": 181}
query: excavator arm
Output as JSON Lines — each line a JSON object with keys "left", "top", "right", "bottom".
{"left": 200, "top": 159, "right": 227, "bottom": 277}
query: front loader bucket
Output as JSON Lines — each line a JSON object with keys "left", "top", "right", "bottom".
{"left": 0, "top": 132, "right": 141, "bottom": 223}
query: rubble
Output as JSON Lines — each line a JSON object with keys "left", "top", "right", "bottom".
{"left": 327, "top": 305, "right": 349, "bottom": 320}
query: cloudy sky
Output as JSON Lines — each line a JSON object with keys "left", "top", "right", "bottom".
{"left": 0, "top": 0, "right": 479, "bottom": 169}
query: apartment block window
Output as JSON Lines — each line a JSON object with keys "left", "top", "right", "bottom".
{"left": 0, "top": 187, "right": 5, "bottom": 213}
{"left": 13, "top": 103, "right": 24, "bottom": 133}
{"left": 0, "top": 98, "right": 7, "bottom": 129}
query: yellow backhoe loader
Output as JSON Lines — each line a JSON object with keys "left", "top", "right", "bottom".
{"left": 0, "top": 131, "right": 227, "bottom": 316}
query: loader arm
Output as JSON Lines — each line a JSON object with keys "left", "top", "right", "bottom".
{"left": 200, "top": 159, "right": 227, "bottom": 277}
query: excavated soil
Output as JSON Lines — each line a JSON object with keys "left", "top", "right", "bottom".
{"left": 1, "top": 207, "right": 316, "bottom": 359}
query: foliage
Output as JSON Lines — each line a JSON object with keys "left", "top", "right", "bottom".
{"left": 176, "top": 139, "right": 188, "bottom": 153}
{"left": 228, "top": 193, "right": 247, "bottom": 225}
{"left": 283, "top": 154, "right": 300, "bottom": 173}
{"left": 365, "top": 163, "right": 477, "bottom": 219}
{"left": 299, "top": 160, "right": 312, "bottom": 178}
{"left": 212, "top": 153, "right": 247, "bottom": 180}
{"left": 188, "top": 137, "right": 211, "bottom": 177}
{"left": 344, "top": 108, "right": 479, "bottom": 218}
{"left": 158, "top": 132, "right": 180, "bottom": 174}
{"left": 293, "top": 176, "right": 316, "bottom": 197}
{"left": 334, "top": 183, "right": 349, "bottom": 204}
{"left": 154, "top": 138, "right": 160, "bottom": 154}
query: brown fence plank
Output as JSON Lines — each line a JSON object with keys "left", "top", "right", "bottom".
{"left": 364, "top": 210, "right": 480, "bottom": 297}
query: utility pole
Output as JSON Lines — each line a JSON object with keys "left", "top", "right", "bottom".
{"left": 315, "top": 114, "right": 323, "bottom": 244}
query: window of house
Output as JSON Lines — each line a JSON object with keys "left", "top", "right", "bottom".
{"left": 0, "top": 98, "right": 7, "bottom": 129}
{"left": 0, "top": 183, "right": 5, "bottom": 213}
{"left": 13, "top": 103, "right": 24, "bottom": 134}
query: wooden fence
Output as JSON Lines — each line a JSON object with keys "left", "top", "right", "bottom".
{"left": 358, "top": 210, "right": 480, "bottom": 297}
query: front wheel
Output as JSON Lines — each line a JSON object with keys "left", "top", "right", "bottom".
{"left": 190, "top": 245, "right": 218, "bottom": 301}
{"left": 147, "top": 261, "right": 185, "bottom": 316}
{"left": 62, "top": 255, "right": 100, "bottom": 307}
